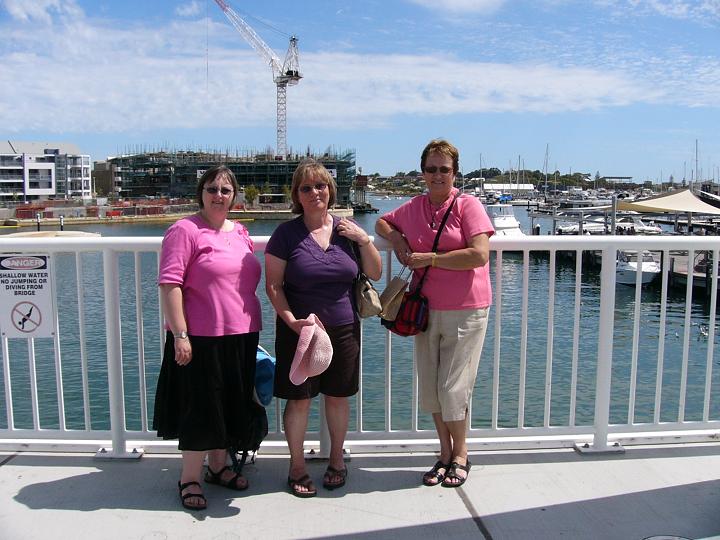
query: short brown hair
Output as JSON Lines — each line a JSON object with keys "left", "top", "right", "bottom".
{"left": 290, "top": 159, "right": 337, "bottom": 214}
{"left": 420, "top": 139, "right": 459, "bottom": 175}
{"left": 195, "top": 165, "right": 239, "bottom": 208}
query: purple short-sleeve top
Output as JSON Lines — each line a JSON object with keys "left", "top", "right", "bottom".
{"left": 265, "top": 215, "right": 359, "bottom": 326}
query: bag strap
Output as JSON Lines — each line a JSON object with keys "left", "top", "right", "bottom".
{"left": 415, "top": 195, "right": 457, "bottom": 292}
{"left": 350, "top": 240, "right": 363, "bottom": 277}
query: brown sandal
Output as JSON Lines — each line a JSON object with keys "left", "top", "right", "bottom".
{"left": 422, "top": 460, "right": 450, "bottom": 486}
{"left": 323, "top": 466, "right": 348, "bottom": 490}
{"left": 288, "top": 474, "right": 317, "bottom": 498}
{"left": 178, "top": 481, "right": 207, "bottom": 510}
{"left": 205, "top": 465, "right": 248, "bottom": 491}
{"left": 442, "top": 460, "right": 471, "bottom": 488}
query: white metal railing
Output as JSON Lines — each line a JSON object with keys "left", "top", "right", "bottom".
{"left": 0, "top": 235, "right": 718, "bottom": 457}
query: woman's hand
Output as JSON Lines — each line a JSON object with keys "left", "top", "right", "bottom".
{"left": 336, "top": 218, "right": 371, "bottom": 246}
{"left": 391, "top": 235, "right": 412, "bottom": 266}
{"left": 288, "top": 317, "right": 314, "bottom": 335}
{"left": 407, "top": 251, "right": 434, "bottom": 270}
{"left": 174, "top": 337, "right": 193, "bottom": 366}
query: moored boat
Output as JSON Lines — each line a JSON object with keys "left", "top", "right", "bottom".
{"left": 485, "top": 203, "right": 524, "bottom": 236}
{"left": 616, "top": 249, "right": 661, "bottom": 285}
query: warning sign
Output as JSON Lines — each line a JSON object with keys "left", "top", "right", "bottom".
{"left": 0, "top": 254, "right": 56, "bottom": 338}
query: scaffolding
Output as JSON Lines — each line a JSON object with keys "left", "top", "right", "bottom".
{"left": 108, "top": 147, "right": 356, "bottom": 205}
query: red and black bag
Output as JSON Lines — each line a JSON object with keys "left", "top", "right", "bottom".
{"left": 380, "top": 289, "right": 429, "bottom": 336}
{"left": 381, "top": 195, "right": 456, "bottom": 337}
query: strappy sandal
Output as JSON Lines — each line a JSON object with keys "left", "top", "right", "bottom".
{"left": 442, "top": 459, "right": 471, "bottom": 488}
{"left": 322, "top": 465, "right": 348, "bottom": 490}
{"left": 178, "top": 480, "right": 207, "bottom": 510}
{"left": 287, "top": 474, "right": 317, "bottom": 498}
{"left": 204, "top": 465, "right": 248, "bottom": 491}
{"left": 422, "top": 460, "right": 450, "bottom": 486}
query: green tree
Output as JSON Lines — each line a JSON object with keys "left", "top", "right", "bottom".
{"left": 244, "top": 185, "right": 259, "bottom": 208}
{"left": 282, "top": 184, "right": 292, "bottom": 205}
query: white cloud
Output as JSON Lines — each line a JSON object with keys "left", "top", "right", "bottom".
{"left": 2, "top": 0, "right": 82, "bottom": 24}
{"left": 596, "top": 0, "right": 720, "bottom": 21}
{"left": 1, "top": 9, "right": 718, "bottom": 137}
{"left": 405, "top": 0, "right": 507, "bottom": 14}
{"left": 176, "top": 1, "right": 203, "bottom": 18}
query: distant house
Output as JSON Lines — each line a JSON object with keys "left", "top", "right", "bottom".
{"left": 0, "top": 141, "right": 92, "bottom": 201}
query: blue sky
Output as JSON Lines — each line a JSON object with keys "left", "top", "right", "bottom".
{"left": 2, "top": 0, "right": 719, "bottom": 183}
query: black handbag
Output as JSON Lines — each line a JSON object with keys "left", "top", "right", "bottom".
{"left": 381, "top": 196, "right": 457, "bottom": 336}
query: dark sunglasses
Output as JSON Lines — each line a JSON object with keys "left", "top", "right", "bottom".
{"left": 299, "top": 183, "right": 328, "bottom": 193}
{"left": 424, "top": 166, "right": 453, "bottom": 175}
{"left": 204, "top": 186, "right": 234, "bottom": 195}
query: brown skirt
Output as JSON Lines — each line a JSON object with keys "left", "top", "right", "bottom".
{"left": 273, "top": 318, "right": 359, "bottom": 400}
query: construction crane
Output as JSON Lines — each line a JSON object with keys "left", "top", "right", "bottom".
{"left": 213, "top": 0, "right": 302, "bottom": 159}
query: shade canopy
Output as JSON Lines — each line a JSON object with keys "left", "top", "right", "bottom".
{"left": 617, "top": 189, "right": 720, "bottom": 215}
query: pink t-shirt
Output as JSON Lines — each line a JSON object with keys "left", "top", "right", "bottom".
{"left": 158, "top": 214, "right": 262, "bottom": 336}
{"left": 381, "top": 190, "right": 495, "bottom": 310}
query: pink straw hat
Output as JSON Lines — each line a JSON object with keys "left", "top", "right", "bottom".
{"left": 289, "top": 313, "right": 333, "bottom": 386}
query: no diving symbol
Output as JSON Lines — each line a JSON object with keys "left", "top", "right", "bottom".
{"left": 12, "top": 302, "right": 42, "bottom": 334}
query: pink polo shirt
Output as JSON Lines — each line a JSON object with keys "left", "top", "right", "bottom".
{"left": 158, "top": 214, "right": 262, "bottom": 336}
{"left": 381, "top": 190, "right": 494, "bottom": 310}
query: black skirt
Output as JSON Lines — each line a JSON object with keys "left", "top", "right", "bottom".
{"left": 153, "top": 331, "right": 259, "bottom": 451}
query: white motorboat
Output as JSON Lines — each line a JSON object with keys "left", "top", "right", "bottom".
{"left": 616, "top": 250, "right": 661, "bottom": 285}
{"left": 486, "top": 204, "right": 524, "bottom": 236}
{"left": 556, "top": 214, "right": 663, "bottom": 235}
{"left": 615, "top": 215, "right": 663, "bottom": 235}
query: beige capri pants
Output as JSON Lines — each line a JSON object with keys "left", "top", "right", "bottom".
{"left": 415, "top": 307, "right": 490, "bottom": 422}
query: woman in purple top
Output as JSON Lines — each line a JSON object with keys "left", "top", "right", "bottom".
{"left": 265, "top": 159, "right": 381, "bottom": 497}
{"left": 153, "top": 166, "right": 263, "bottom": 511}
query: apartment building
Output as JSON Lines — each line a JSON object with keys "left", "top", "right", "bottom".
{"left": 0, "top": 141, "right": 92, "bottom": 201}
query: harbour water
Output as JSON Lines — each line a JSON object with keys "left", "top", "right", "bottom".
{"left": 1, "top": 196, "right": 719, "bottom": 435}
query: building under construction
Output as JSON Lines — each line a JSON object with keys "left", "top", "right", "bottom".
{"left": 106, "top": 148, "right": 356, "bottom": 205}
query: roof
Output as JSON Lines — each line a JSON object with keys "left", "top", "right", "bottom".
{"left": 483, "top": 183, "right": 535, "bottom": 191}
{"left": 617, "top": 188, "right": 720, "bottom": 215}
{"left": 0, "top": 140, "right": 83, "bottom": 155}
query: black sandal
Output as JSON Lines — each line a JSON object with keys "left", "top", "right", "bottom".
{"left": 288, "top": 474, "right": 317, "bottom": 498}
{"left": 322, "top": 466, "right": 348, "bottom": 490}
{"left": 178, "top": 480, "right": 207, "bottom": 510}
{"left": 442, "top": 460, "right": 471, "bottom": 488}
{"left": 422, "top": 460, "right": 450, "bottom": 486}
{"left": 204, "top": 465, "right": 248, "bottom": 491}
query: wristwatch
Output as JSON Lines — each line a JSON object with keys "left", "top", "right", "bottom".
{"left": 176, "top": 330, "right": 189, "bottom": 339}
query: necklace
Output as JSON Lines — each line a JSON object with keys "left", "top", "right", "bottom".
{"left": 428, "top": 199, "right": 443, "bottom": 229}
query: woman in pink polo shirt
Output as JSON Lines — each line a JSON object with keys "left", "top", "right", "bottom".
{"left": 153, "top": 165, "right": 262, "bottom": 511}
{"left": 375, "top": 139, "right": 494, "bottom": 488}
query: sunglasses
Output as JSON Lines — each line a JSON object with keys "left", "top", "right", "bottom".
{"left": 204, "top": 186, "right": 234, "bottom": 196}
{"left": 424, "top": 166, "right": 453, "bottom": 175}
{"left": 299, "top": 183, "right": 328, "bottom": 193}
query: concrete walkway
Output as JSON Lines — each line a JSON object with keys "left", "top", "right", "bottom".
{"left": 1, "top": 443, "right": 720, "bottom": 540}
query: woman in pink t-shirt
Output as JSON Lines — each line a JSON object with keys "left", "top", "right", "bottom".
{"left": 153, "top": 166, "right": 263, "bottom": 511}
{"left": 375, "top": 139, "right": 494, "bottom": 488}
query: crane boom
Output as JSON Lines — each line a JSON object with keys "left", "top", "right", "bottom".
{"left": 213, "top": 0, "right": 302, "bottom": 158}
{"left": 213, "top": 0, "right": 281, "bottom": 75}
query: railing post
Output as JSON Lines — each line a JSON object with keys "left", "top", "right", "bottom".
{"left": 96, "top": 248, "right": 142, "bottom": 460}
{"left": 575, "top": 244, "right": 624, "bottom": 454}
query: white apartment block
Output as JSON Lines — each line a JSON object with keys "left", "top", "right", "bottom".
{"left": 0, "top": 141, "right": 92, "bottom": 201}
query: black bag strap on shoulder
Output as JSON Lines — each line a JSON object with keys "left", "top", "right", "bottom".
{"left": 415, "top": 195, "right": 457, "bottom": 293}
